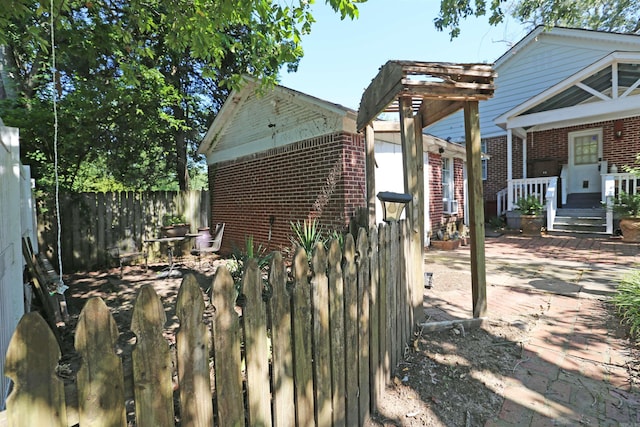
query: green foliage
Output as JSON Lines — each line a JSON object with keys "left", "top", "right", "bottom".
{"left": 290, "top": 218, "right": 325, "bottom": 257}
{"left": 162, "top": 214, "right": 187, "bottom": 226}
{"left": 227, "top": 235, "right": 273, "bottom": 292}
{"left": 612, "top": 270, "right": 640, "bottom": 339}
{"left": 487, "top": 215, "right": 505, "bottom": 229}
{"left": 1, "top": 0, "right": 363, "bottom": 193}
{"left": 434, "top": 0, "right": 640, "bottom": 39}
{"left": 612, "top": 192, "right": 640, "bottom": 218}
{"left": 515, "top": 195, "right": 544, "bottom": 216}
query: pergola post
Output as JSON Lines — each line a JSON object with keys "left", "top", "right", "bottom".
{"left": 399, "top": 98, "right": 425, "bottom": 325}
{"left": 365, "top": 124, "right": 377, "bottom": 227}
{"left": 464, "top": 101, "right": 487, "bottom": 318}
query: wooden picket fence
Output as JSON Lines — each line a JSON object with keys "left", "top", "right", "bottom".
{"left": 1, "top": 222, "right": 420, "bottom": 427}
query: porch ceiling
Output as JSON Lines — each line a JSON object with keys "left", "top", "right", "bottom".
{"left": 356, "top": 61, "right": 496, "bottom": 131}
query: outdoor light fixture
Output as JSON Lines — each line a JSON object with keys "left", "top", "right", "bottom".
{"left": 377, "top": 191, "right": 412, "bottom": 223}
{"left": 614, "top": 120, "right": 623, "bottom": 139}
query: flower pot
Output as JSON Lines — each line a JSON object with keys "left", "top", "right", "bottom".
{"left": 430, "top": 239, "right": 460, "bottom": 250}
{"left": 161, "top": 224, "right": 190, "bottom": 238}
{"left": 520, "top": 215, "right": 543, "bottom": 237}
{"left": 619, "top": 217, "right": 640, "bottom": 243}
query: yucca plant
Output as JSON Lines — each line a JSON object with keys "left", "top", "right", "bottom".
{"left": 290, "top": 218, "right": 325, "bottom": 257}
{"left": 612, "top": 270, "right": 640, "bottom": 339}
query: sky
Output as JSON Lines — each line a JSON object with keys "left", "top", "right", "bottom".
{"left": 278, "top": 0, "right": 531, "bottom": 110}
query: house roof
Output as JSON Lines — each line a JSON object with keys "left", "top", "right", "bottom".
{"left": 495, "top": 51, "right": 640, "bottom": 134}
{"left": 426, "top": 27, "right": 640, "bottom": 141}
{"left": 198, "top": 79, "right": 357, "bottom": 162}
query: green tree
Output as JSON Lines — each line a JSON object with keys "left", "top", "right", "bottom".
{"left": 435, "top": 0, "right": 640, "bottom": 39}
{"left": 0, "top": 0, "right": 363, "bottom": 192}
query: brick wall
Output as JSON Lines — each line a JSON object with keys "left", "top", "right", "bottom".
{"left": 528, "top": 117, "right": 640, "bottom": 172}
{"left": 427, "top": 153, "right": 464, "bottom": 234}
{"left": 207, "top": 132, "right": 366, "bottom": 255}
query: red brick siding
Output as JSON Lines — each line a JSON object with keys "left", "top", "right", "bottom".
{"left": 527, "top": 117, "right": 640, "bottom": 172}
{"left": 207, "top": 132, "right": 366, "bottom": 255}
{"left": 427, "top": 153, "right": 464, "bottom": 234}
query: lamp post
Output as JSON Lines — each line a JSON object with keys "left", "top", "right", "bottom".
{"left": 376, "top": 191, "right": 412, "bottom": 223}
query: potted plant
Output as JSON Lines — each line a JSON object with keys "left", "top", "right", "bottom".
{"left": 161, "top": 214, "right": 190, "bottom": 237}
{"left": 611, "top": 192, "right": 640, "bottom": 242}
{"left": 515, "top": 195, "right": 544, "bottom": 236}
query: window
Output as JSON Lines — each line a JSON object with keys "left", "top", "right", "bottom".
{"left": 573, "top": 134, "right": 599, "bottom": 165}
{"left": 481, "top": 140, "right": 487, "bottom": 181}
{"left": 442, "top": 157, "right": 457, "bottom": 214}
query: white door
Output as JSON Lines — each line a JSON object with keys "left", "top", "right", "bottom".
{"left": 568, "top": 129, "right": 602, "bottom": 194}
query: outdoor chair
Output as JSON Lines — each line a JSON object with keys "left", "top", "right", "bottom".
{"left": 108, "top": 229, "right": 148, "bottom": 278}
{"left": 190, "top": 223, "right": 225, "bottom": 269}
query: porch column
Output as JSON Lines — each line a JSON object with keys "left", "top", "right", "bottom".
{"left": 365, "top": 124, "right": 376, "bottom": 227}
{"left": 507, "top": 129, "right": 513, "bottom": 210}
{"left": 522, "top": 134, "right": 527, "bottom": 178}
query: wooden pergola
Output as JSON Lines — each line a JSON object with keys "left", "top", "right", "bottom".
{"left": 357, "top": 60, "right": 496, "bottom": 320}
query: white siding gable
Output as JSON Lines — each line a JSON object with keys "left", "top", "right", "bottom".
{"left": 201, "top": 83, "right": 356, "bottom": 164}
{"left": 426, "top": 27, "right": 640, "bottom": 141}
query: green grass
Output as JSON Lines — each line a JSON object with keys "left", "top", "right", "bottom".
{"left": 612, "top": 270, "right": 640, "bottom": 339}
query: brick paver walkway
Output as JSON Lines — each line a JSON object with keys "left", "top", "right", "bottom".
{"left": 424, "top": 234, "right": 640, "bottom": 426}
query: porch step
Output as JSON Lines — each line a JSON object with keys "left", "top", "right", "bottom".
{"left": 563, "top": 192, "right": 601, "bottom": 209}
{"left": 552, "top": 208, "right": 607, "bottom": 235}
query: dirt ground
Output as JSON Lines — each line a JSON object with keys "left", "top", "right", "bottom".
{"left": 55, "top": 256, "right": 639, "bottom": 427}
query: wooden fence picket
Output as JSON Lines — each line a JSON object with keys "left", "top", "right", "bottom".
{"left": 268, "top": 252, "right": 295, "bottom": 426}
{"left": 1, "top": 223, "right": 425, "bottom": 427}
{"left": 175, "top": 274, "right": 213, "bottom": 427}
{"left": 368, "top": 226, "right": 381, "bottom": 409}
{"left": 243, "top": 258, "right": 272, "bottom": 426}
{"left": 75, "top": 297, "right": 126, "bottom": 427}
{"left": 291, "top": 247, "right": 315, "bottom": 427}
{"left": 342, "top": 234, "right": 359, "bottom": 426}
{"left": 328, "top": 239, "right": 346, "bottom": 427}
{"left": 311, "top": 242, "right": 332, "bottom": 426}
{"left": 131, "top": 285, "right": 175, "bottom": 427}
{"left": 211, "top": 266, "right": 244, "bottom": 426}
{"left": 4, "top": 312, "right": 66, "bottom": 427}
{"left": 356, "top": 228, "right": 371, "bottom": 424}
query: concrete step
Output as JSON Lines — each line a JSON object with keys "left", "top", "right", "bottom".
{"left": 552, "top": 207, "right": 607, "bottom": 234}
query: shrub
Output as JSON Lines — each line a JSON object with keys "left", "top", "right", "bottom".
{"left": 227, "top": 235, "right": 272, "bottom": 298}
{"left": 611, "top": 192, "right": 640, "bottom": 218}
{"left": 612, "top": 270, "right": 640, "bottom": 339}
{"left": 290, "top": 218, "right": 325, "bottom": 258}
{"left": 515, "top": 195, "right": 544, "bottom": 216}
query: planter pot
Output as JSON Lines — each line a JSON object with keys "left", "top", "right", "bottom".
{"left": 430, "top": 239, "right": 461, "bottom": 250}
{"left": 619, "top": 217, "right": 640, "bottom": 243}
{"left": 161, "top": 224, "right": 190, "bottom": 238}
{"left": 520, "top": 215, "right": 543, "bottom": 237}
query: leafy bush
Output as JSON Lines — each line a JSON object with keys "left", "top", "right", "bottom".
{"left": 612, "top": 192, "right": 640, "bottom": 218}
{"left": 162, "top": 214, "right": 187, "bottom": 226}
{"left": 612, "top": 270, "right": 640, "bottom": 339}
{"left": 515, "top": 195, "right": 544, "bottom": 216}
{"left": 227, "top": 235, "right": 272, "bottom": 297}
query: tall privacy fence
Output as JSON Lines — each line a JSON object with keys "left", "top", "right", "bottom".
{"left": 37, "top": 191, "right": 209, "bottom": 272}
{"left": 1, "top": 223, "right": 420, "bottom": 427}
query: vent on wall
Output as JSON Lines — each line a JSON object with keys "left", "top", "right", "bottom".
{"left": 583, "top": 181, "right": 589, "bottom": 189}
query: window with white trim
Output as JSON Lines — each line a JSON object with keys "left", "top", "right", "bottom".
{"left": 442, "top": 157, "right": 457, "bottom": 214}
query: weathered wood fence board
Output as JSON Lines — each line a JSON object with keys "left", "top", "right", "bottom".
{"left": 2, "top": 222, "right": 421, "bottom": 427}
{"left": 38, "top": 191, "right": 209, "bottom": 272}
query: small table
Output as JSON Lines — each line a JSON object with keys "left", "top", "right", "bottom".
{"left": 144, "top": 236, "right": 188, "bottom": 278}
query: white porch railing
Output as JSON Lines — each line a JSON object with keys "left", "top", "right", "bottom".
{"left": 506, "top": 177, "right": 557, "bottom": 212}
{"left": 496, "top": 188, "right": 508, "bottom": 216}
{"left": 603, "top": 172, "right": 640, "bottom": 234}
{"left": 545, "top": 177, "right": 558, "bottom": 231}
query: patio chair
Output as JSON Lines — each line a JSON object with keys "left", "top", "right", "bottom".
{"left": 190, "top": 223, "right": 225, "bottom": 268}
{"left": 108, "top": 229, "right": 148, "bottom": 278}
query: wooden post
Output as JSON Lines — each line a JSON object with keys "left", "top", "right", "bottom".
{"left": 399, "top": 97, "right": 424, "bottom": 326}
{"left": 365, "top": 124, "right": 377, "bottom": 227}
{"left": 463, "top": 101, "right": 487, "bottom": 318}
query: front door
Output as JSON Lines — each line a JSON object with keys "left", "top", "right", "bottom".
{"left": 568, "top": 129, "right": 602, "bottom": 194}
